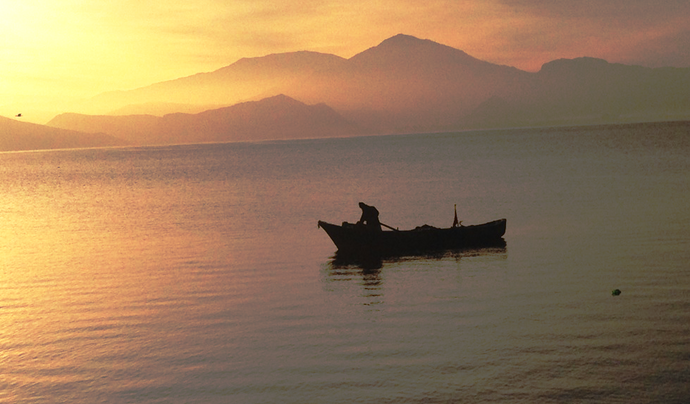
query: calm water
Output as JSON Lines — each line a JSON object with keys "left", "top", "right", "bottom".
{"left": 1, "top": 122, "right": 689, "bottom": 403}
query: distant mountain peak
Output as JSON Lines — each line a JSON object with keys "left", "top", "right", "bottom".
{"left": 230, "top": 50, "right": 345, "bottom": 67}
{"left": 539, "top": 57, "right": 610, "bottom": 73}
{"left": 380, "top": 33, "right": 426, "bottom": 44}
{"left": 375, "top": 33, "right": 457, "bottom": 51}
{"left": 240, "top": 93, "right": 302, "bottom": 107}
{"left": 264, "top": 93, "right": 293, "bottom": 101}
{"left": 348, "top": 33, "right": 483, "bottom": 70}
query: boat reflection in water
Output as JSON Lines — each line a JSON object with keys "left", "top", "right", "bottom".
{"left": 325, "top": 241, "right": 507, "bottom": 271}
{"left": 320, "top": 244, "right": 508, "bottom": 309}
{"left": 320, "top": 256, "right": 386, "bottom": 308}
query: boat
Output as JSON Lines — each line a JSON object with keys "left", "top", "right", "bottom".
{"left": 318, "top": 217, "right": 506, "bottom": 257}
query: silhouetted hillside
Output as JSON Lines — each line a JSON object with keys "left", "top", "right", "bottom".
{"left": 0, "top": 116, "right": 127, "bottom": 151}
{"left": 81, "top": 51, "right": 347, "bottom": 115}
{"left": 108, "top": 102, "right": 225, "bottom": 116}
{"left": 285, "top": 34, "right": 530, "bottom": 132}
{"left": 156, "top": 94, "right": 363, "bottom": 144}
{"left": 49, "top": 95, "right": 363, "bottom": 145}
{"left": 527, "top": 57, "right": 690, "bottom": 125}
{"left": 48, "top": 114, "right": 160, "bottom": 144}
{"left": 461, "top": 57, "right": 690, "bottom": 128}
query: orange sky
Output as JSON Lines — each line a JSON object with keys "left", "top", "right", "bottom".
{"left": 2, "top": 0, "right": 689, "bottom": 120}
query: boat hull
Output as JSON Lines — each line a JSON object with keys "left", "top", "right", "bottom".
{"left": 318, "top": 219, "right": 506, "bottom": 256}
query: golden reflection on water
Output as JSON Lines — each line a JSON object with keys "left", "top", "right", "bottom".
{"left": 0, "top": 170, "right": 243, "bottom": 399}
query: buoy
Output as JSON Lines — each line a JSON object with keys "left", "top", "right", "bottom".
{"left": 612, "top": 289, "right": 621, "bottom": 296}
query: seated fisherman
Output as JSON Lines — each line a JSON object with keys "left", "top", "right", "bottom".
{"left": 357, "top": 202, "right": 382, "bottom": 231}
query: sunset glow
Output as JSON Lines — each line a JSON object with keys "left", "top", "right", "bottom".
{"left": 2, "top": 0, "right": 688, "bottom": 117}
{"left": 1, "top": 2, "right": 689, "bottom": 401}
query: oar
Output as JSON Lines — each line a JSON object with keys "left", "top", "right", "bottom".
{"left": 380, "top": 222, "right": 400, "bottom": 231}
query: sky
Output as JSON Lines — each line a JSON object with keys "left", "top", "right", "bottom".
{"left": 2, "top": 0, "right": 689, "bottom": 114}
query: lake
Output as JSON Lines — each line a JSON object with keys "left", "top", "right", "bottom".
{"left": 1, "top": 121, "right": 689, "bottom": 403}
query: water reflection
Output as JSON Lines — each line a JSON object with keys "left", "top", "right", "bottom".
{"left": 320, "top": 245, "right": 507, "bottom": 308}
{"left": 326, "top": 241, "right": 507, "bottom": 271}
{"left": 320, "top": 257, "right": 384, "bottom": 308}
{"left": 330, "top": 254, "right": 384, "bottom": 271}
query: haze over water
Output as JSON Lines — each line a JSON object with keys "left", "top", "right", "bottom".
{"left": 1, "top": 121, "right": 689, "bottom": 403}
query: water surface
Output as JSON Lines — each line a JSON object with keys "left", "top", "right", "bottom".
{"left": 1, "top": 121, "right": 689, "bottom": 403}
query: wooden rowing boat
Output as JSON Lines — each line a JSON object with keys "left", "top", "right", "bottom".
{"left": 318, "top": 218, "right": 506, "bottom": 256}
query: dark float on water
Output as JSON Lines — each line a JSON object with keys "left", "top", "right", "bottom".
{"left": 318, "top": 203, "right": 507, "bottom": 257}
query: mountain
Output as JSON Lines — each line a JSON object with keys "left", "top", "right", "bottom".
{"left": 293, "top": 34, "right": 527, "bottom": 108}
{"left": 463, "top": 57, "right": 690, "bottom": 127}
{"left": 283, "top": 34, "right": 531, "bottom": 131}
{"left": 81, "top": 34, "right": 532, "bottom": 132}
{"left": 0, "top": 116, "right": 127, "bottom": 151}
{"left": 155, "top": 94, "right": 363, "bottom": 144}
{"left": 79, "top": 51, "right": 347, "bottom": 115}
{"left": 64, "top": 34, "right": 690, "bottom": 135}
{"left": 528, "top": 57, "right": 690, "bottom": 124}
{"left": 48, "top": 95, "right": 363, "bottom": 145}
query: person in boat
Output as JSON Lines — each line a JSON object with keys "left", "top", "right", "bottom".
{"left": 356, "top": 202, "right": 382, "bottom": 231}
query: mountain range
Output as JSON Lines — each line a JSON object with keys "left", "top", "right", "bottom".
{"left": 4, "top": 34, "right": 690, "bottom": 150}
{"left": 48, "top": 95, "right": 363, "bottom": 145}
